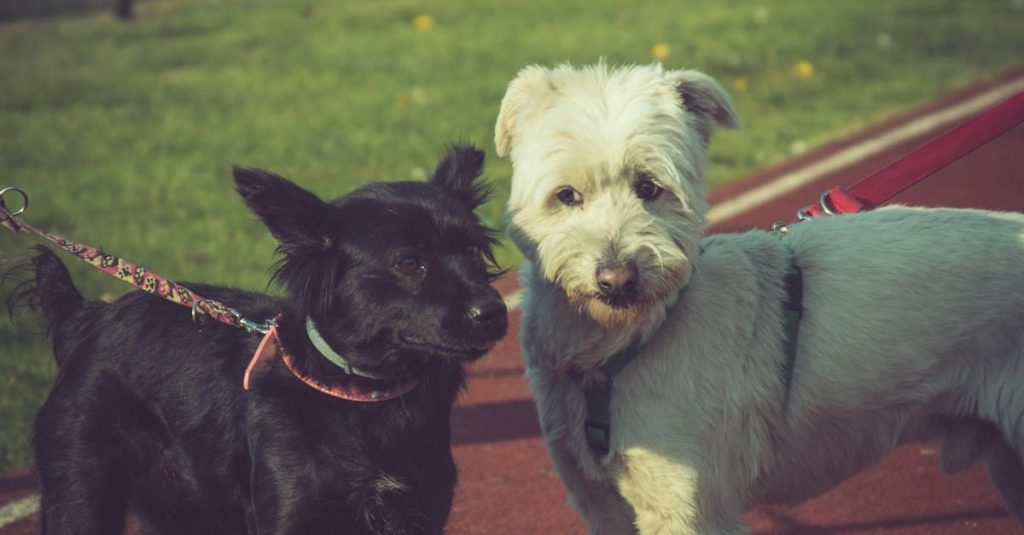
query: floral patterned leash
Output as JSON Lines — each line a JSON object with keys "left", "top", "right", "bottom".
{"left": 0, "top": 187, "right": 275, "bottom": 335}
{"left": 0, "top": 187, "right": 421, "bottom": 401}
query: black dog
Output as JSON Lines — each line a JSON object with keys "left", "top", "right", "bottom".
{"left": 9, "top": 145, "right": 507, "bottom": 534}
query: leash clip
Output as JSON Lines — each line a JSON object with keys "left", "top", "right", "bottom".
{"left": 0, "top": 187, "right": 29, "bottom": 232}
{"left": 796, "top": 190, "right": 840, "bottom": 222}
{"left": 816, "top": 190, "right": 839, "bottom": 216}
{"left": 234, "top": 309, "right": 276, "bottom": 335}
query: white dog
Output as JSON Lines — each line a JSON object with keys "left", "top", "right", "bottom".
{"left": 495, "top": 62, "right": 1024, "bottom": 534}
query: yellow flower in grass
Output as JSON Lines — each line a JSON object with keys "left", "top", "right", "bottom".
{"left": 732, "top": 76, "right": 749, "bottom": 93}
{"left": 651, "top": 42, "right": 670, "bottom": 61}
{"left": 413, "top": 14, "right": 434, "bottom": 32}
{"left": 793, "top": 61, "right": 814, "bottom": 79}
{"left": 394, "top": 87, "right": 427, "bottom": 112}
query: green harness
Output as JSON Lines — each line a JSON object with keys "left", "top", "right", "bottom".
{"left": 571, "top": 253, "right": 803, "bottom": 455}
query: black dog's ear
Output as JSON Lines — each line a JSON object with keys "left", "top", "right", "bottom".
{"left": 233, "top": 167, "right": 331, "bottom": 250}
{"left": 430, "top": 144, "right": 491, "bottom": 209}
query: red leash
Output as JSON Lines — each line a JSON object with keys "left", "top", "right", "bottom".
{"left": 800, "top": 90, "right": 1024, "bottom": 218}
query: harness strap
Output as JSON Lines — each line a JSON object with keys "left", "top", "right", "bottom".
{"left": 581, "top": 379, "right": 613, "bottom": 454}
{"left": 575, "top": 340, "right": 641, "bottom": 455}
{"left": 780, "top": 257, "right": 803, "bottom": 405}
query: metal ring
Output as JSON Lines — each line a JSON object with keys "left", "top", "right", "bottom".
{"left": 0, "top": 187, "right": 28, "bottom": 216}
{"left": 796, "top": 205, "right": 813, "bottom": 221}
{"left": 818, "top": 191, "right": 837, "bottom": 216}
{"left": 191, "top": 302, "right": 202, "bottom": 325}
{"left": 771, "top": 222, "right": 790, "bottom": 237}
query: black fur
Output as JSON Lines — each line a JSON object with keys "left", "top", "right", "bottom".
{"left": 8, "top": 144, "right": 507, "bottom": 535}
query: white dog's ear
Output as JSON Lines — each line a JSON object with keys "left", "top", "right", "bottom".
{"left": 495, "top": 66, "right": 552, "bottom": 157}
{"left": 668, "top": 70, "right": 740, "bottom": 132}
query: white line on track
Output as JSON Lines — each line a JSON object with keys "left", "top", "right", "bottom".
{"left": 0, "top": 494, "right": 38, "bottom": 529}
{"left": 706, "top": 75, "right": 1024, "bottom": 225}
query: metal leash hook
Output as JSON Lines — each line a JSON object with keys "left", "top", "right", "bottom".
{"left": 0, "top": 187, "right": 29, "bottom": 232}
{"left": 817, "top": 190, "right": 839, "bottom": 216}
{"left": 795, "top": 189, "right": 839, "bottom": 222}
{"left": 781, "top": 189, "right": 844, "bottom": 236}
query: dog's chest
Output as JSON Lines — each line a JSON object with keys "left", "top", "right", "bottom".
{"left": 519, "top": 285, "right": 627, "bottom": 371}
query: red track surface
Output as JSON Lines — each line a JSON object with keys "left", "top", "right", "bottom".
{"left": 3, "top": 77, "right": 1023, "bottom": 534}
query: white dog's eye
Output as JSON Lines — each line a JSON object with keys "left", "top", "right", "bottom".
{"left": 635, "top": 177, "right": 663, "bottom": 201}
{"left": 556, "top": 187, "right": 583, "bottom": 207}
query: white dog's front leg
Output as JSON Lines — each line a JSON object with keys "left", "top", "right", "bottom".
{"left": 545, "top": 436, "right": 637, "bottom": 534}
{"left": 617, "top": 448, "right": 748, "bottom": 535}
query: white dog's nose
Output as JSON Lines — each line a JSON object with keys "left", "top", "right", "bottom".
{"left": 596, "top": 263, "right": 638, "bottom": 298}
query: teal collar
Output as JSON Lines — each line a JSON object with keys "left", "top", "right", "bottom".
{"left": 570, "top": 250, "right": 803, "bottom": 456}
{"left": 305, "top": 317, "right": 388, "bottom": 380}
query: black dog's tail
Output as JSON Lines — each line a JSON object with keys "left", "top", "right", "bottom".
{"left": 5, "top": 245, "right": 87, "bottom": 365}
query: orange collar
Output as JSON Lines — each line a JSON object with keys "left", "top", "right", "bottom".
{"left": 243, "top": 321, "right": 419, "bottom": 402}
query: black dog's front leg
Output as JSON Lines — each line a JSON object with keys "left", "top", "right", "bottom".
{"left": 250, "top": 452, "right": 423, "bottom": 535}
{"left": 407, "top": 443, "right": 457, "bottom": 534}
{"left": 355, "top": 474, "right": 425, "bottom": 535}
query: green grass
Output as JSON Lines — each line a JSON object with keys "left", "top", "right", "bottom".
{"left": 1, "top": 0, "right": 1023, "bottom": 473}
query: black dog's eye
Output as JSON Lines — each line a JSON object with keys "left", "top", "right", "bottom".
{"left": 635, "top": 177, "right": 663, "bottom": 201}
{"left": 394, "top": 255, "right": 424, "bottom": 274}
{"left": 556, "top": 187, "right": 583, "bottom": 207}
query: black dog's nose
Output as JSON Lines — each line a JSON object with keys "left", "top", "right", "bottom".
{"left": 596, "top": 262, "right": 638, "bottom": 297}
{"left": 467, "top": 298, "right": 507, "bottom": 327}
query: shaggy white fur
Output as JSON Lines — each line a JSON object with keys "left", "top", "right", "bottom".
{"left": 496, "top": 62, "right": 1024, "bottom": 534}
